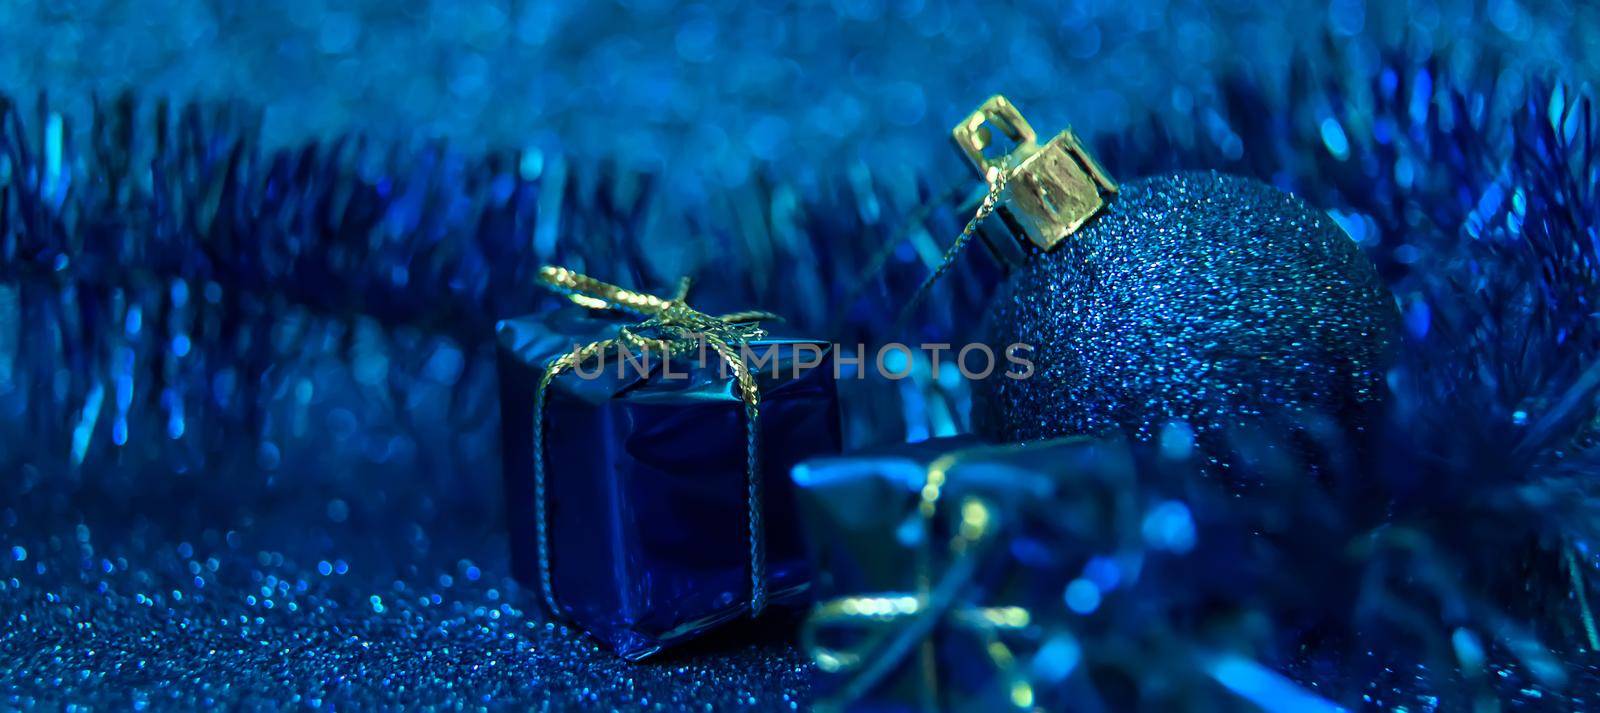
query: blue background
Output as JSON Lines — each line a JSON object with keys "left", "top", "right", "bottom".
{"left": 0, "top": 0, "right": 1593, "bottom": 708}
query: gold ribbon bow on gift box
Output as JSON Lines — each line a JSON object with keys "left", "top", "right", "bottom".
{"left": 800, "top": 446, "right": 1042, "bottom": 712}
{"left": 531, "top": 265, "right": 782, "bottom": 617}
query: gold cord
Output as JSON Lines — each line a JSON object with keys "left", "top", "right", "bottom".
{"left": 897, "top": 166, "right": 1009, "bottom": 326}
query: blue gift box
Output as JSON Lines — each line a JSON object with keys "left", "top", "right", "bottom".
{"left": 497, "top": 306, "right": 841, "bottom": 659}
{"left": 792, "top": 437, "right": 1351, "bottom": 712}
{"left": 791, "top": 436, "right": 1143, "bottom": 711}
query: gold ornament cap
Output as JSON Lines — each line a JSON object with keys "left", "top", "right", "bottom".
{"left": 951, "top": 95, "right": 1117, "bottom": 251}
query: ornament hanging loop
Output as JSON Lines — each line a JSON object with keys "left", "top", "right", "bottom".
{"left": 898, "top": 95, "right": 1120, "bottom": 323}
{"left": 952, "top": 95, "right": 1118, "bottom": 251}
{"left": 952, "top": 95, "right": 1042, "bottom": 174}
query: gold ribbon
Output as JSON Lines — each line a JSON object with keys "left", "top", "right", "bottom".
{"left": 800, "top": 446, "right": 1040, "bottom": 712}
{"left": 531, "top": 265, "right": 782, "bottom": 618}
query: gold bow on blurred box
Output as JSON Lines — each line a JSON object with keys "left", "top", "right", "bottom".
{"left": 790, "top": 436, "right": 1140, "bottom": 711}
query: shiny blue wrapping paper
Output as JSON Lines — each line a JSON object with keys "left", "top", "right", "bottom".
{"left": 496, "top": 306, "right": 842, "bottom": 659}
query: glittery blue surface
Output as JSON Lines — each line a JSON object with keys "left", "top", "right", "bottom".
{"left": 0, "top": 0, "right": 1598, "bottom": 709}
{"left": 976, "top": 172, "right": 1396, "bottom": 470}
{"left": 0, "top": 493, "right": 813, "bottom": 708}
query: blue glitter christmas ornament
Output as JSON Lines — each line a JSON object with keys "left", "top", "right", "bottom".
{"left": 974, "top": 171, "right": 1398, "bottom": 459}
{"left": 943, "top": 99, "right": 1397, "bottom": 458}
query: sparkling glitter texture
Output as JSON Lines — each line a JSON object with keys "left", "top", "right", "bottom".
{"left": 0, "top": 500, "right": 814, "bottom": 709}
{"left": 976, "top": 172, "right": 1398, "bottom": 458}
